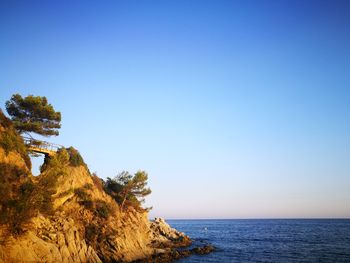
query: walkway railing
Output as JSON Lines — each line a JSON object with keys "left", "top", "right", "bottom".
{"left": 22, "top": 137, "right": 63, "bottom": 156}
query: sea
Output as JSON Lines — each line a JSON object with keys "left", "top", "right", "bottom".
{"left": 167, "top": 219, "right": 350, "bottom": 263}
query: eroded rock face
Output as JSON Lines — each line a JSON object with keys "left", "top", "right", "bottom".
{"left": 0, "top": 215, "right": 194, "bottom": 263}
{"left": 0, "top": 215, "right": 101, "bottom": 263}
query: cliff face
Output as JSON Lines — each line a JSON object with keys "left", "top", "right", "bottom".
{"left": 0, "top": 111, "right": 191, "bottom": 263}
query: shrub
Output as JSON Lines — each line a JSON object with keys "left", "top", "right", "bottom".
{"left": 0, "top": 132, "right": 20, "bottom": 154}
{"left": 95, "top": 200, "right": 111, "bottom": 219}
{"left": 0, "top": 130, "right": 31, "bottom": 169}
{"left": 81, "top": 200, "right": 94, "bottom": 209}
{"left": 0, "top": 111, "right": 31, "bottom": 169}
{"left": 36, "top": 191, "right": 55, "bottom": 215}
{"left": 39, "top": 150, "right": 67, "bottom": 180}
{"left": 85, "top": 223, "right": 99, "bottom": 243}
{"left": 0, "top": 180, "right": 38, "bottom": 235}
{"left": 6, "top": 200, "right": 29, "bottom": 235}
{"left": 74, "top": 187, "right": 95, "bottom": 210}
{"left": 75, "top": 188, "right": 91, "bottom": 201}
{"left": 0, "top": 163, "right": 26, "bottom": 179}
{"left": 19, "top": 181, "right": 35, "bottom": 195}
{"left": 56, "top": 148, "right": 70, "bottom": 163}
{"left": 83, "top": 183, "right": 93, "bottom": 190}
{"left": 0, "top": 163, "right": 29, "bottom": 230}
{"left": 66, "top": 147, "right": 85, "bottom": 167}
{"left": 35, "top": 155, "right": 66, "bottom": 215}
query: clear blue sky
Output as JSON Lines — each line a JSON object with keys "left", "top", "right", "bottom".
{"left": 1, "top": 0, "right": 349, "bottom": 219}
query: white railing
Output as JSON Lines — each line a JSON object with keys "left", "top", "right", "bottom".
{"left": 22, "top": 137, "right": 63, "bottom": 153}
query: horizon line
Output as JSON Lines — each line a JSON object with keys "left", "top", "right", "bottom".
{"left": 161, "top": 217, "right": 350, "bottom": 220}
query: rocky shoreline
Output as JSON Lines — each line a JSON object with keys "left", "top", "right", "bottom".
{"left": 136, "top": 244, "right": 215, "bottom": 263}
{"left": 145, "top": 218, "right": 215, "bottom": 262}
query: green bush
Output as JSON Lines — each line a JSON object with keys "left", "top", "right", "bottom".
{"left": 74, "top": 187, "right": 112, "bottom": 218}
{"left": 6, "top": 200, "right": 30, "bottom": 235}
{"left": 0, "top": 111, "right": 31, "bottom": 169}
{"left": 85, "top": 223, "right": 99, "bottom": 243}
{"left": 74, "top": 187, "right": 95, "bottom": 209}
{"left": 0, "top": 132, "right": 19, "bottom": 154}
{"left": 83, "top": 183, "right": 93, "bottom": 190}
{"left": 0, "top": 178, "right": 39, "bottom": 235}
{"left": 95, "top": 200, "right": 111, "bottom": 219}
{"left": 0, "top": 130, "right": 31, "bottom": 169}
{"left": 0, "top": 163, "right": 26, "bottom": 179}
{"left": 56, "top": 148, "right": 70, "bottom": 163}
{"left": 39, "top": 150, "right": 67, "bottom": 180}
{"left": 19, "top": 181, "right": 35, "bottom": 195}
{"left": 45, "top": 147, "right": 85, "bottom": 168}
{"left": 81, "top": 200, "right": 94, "bottom": 209}
{"left": 66, "top": 147, "right": 85, "bottom": 167}
{"left": 0, "top": 162, "right": 36, "bottom": 234}
{"left": 36, "top": 191, "right": 55, "bottom": 215}
{"left": 75, "top": 188, "right": 91, "bottom": 201}
{"left": 35, "top": 155, "right": 66, "bottom": 216}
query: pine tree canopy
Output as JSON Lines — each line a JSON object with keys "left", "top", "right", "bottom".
{"left": 5, "top": 94, "right": 61, "bottom": 137}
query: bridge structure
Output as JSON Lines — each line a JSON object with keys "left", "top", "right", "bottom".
{"left": 23, "top": 137, "right": 63, "bottom": 157}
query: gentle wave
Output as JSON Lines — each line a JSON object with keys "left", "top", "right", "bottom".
{"left": 168, "top": 219, "right": 350, "bottom": 263}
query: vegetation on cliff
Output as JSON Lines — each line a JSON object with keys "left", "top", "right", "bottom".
{"left": 5, "top": 94, "right": 61, "bottom": 137}
{"left": 0, "top": 109, "right": 30, "bottom": 168}
{"left": 0, "top": 110, "right": 52, "bottom": 234}
{"left": 104, "top": 171, "right": 152, "bottom": 211}
{"left": 0, "top": 112, "right": 149, "bottom": 237}
{"left": 0, "top": 95, "right": 213, "bottom": 262}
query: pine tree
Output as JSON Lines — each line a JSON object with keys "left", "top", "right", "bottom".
{"left": 105, "top": 171, "right": 151, "bottom": 211}
{"left": 5, "top": 94, "right": 61, "bottom": 137}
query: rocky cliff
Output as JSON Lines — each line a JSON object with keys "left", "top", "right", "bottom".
{"left": 0, "top": 110, "right": 207, "bottom": 263}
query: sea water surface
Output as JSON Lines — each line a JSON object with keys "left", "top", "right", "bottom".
{"left": 167, "top": 219, "right": 350, "bottom": 263}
